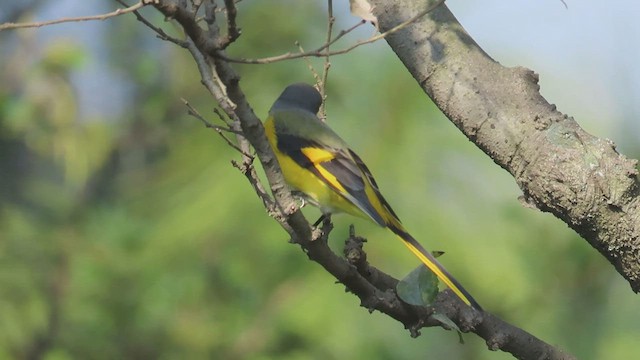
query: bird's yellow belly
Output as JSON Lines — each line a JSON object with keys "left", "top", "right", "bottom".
{"left": 275, "top": 152, "right": 352, "bottom": 215}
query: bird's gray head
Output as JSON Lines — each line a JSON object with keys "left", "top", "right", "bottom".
{"left": 271, "top": 83, "right": 322, "bottom": 114}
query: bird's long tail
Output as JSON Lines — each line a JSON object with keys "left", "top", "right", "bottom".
{"left": 387, "top": 224, "right": 482, "bottom": 311}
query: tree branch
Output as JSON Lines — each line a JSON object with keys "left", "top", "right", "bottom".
{"left": 344, "top": 232, "right": 573, "bottom": 359}
{"left": 368, "top": 0, "right": 640, "bottom": 291}
{"left": 214, "top": 0, "right": 445, "bottom": 65}
{"left": 149, "top": 1, "right": 576, "bottom": 359}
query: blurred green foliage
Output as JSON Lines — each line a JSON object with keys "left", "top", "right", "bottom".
{"left": 0, "top": 1, "right": 638, "bottom": 359}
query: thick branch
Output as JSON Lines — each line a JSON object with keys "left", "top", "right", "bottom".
{"left": 344, "top": 231, "right": 572, "bottom": 360}
{"left": 151, "top": 1, "right": 576, "bottom": 358}
{"left": 369, "top": 0, "right": 640, "bottom": 291}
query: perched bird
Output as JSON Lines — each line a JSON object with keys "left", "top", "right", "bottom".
{"left": 263, "top": 83, "right": 482, "bottom": 311}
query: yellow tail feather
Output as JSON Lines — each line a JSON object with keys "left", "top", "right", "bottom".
{"left": 389, "top": 226, "right": 482, "bottom": 311}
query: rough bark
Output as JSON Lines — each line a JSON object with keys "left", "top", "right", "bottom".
{"left": 369, "top": 0, "right": 640, "bottom": 291}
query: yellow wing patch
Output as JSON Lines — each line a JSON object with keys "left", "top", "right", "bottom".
{"left": 300, "top": 147, "right": 348, "bottom": 194}
{"left": 300, "top": 147, "right": 335, "bottom": 163}
{"left": 313, "top": 163, "right": 348, "bottom": 194}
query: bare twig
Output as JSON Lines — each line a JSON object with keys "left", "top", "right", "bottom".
{"left": 183, "top": 47, "right": 278, "bottom": 221}
{"left": 318, "top": 0, "right": 335, "bottom": 119}
{"left": 231, "top": 157, "right": 280, "bottom": 220}
{"left": 215, "top": 0, "right": 445, "bottom": 64}
{"left": 294, "top": 41, "right": 326, "bottom": 117}
{"left": 181, "top": 98, "right": 251, "bottom": 158}
{"left": 116, "top": 0, "right": 188, "bottom": 47}
{"left": 292, "top": 42, "right": 327, "bottom": 121}
{"left": 320, "top": 20, "right": 366, "bottom": 52}
{"left": 213, "top": 108, "right": 234, "bottom": 128}
{"left": 295, "top": 41, "right": 321, "bottom": 84}
{"left": 220, "top": 0, "right": 241, "bottom": 49}
{"left": 178, "top": 28, "right": 284, "bottom": 226}
{"left": 181, "top": 98, "right": 237, "bottom": 134}
{"left": 0, "top": 0, "right": 150, "bottom": 31}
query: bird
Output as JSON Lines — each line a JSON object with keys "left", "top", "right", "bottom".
{"left": 263, "top": 83, "right": 482, "bottom": 311}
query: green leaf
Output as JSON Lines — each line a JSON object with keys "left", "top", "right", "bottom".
{"left": 396, "top": 264, "right": 439, "bottom": 306}
{"left": 431, "top": 312, "right": 464, "bottom": 344}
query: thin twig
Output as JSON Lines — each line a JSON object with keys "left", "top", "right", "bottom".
{"left": 181, "top": 98, "right": 252, "bottom": 158}
{"left": 293, "top": 42, "right": 326, "bottom": 121}
{"left": 181, "top": 27, "right": 276, "bottom": 223}
{"left": 231, "top": 157, "right": 280, "bottom": 219}
{"left": 213, "top": 108, "right": 234, "bottom": 128}
{"left": 318, "top": 0, "right": 334, "bottom": 119}
{"left": 116, "top": 0, "right": 188, "bottom": 47}
{"left": 216, "top": 0, "right": 445, "bottom": 64}
{"left": 182, "top": 99, "right": 238, "bottom": 134}
{"left": 295, "top": 42, "right": 321, "bottom": 85}
{"left": 319, "top": 20, "right": 366, "bottom": 53}
{"left": 178, "top": 32, "right": 280, "bottom": 223}
{"left": 0, "top": 0, "right": 150, "bottom": 31}
{"left": 220, "top": 0, "right": 241, "bottom": 49}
